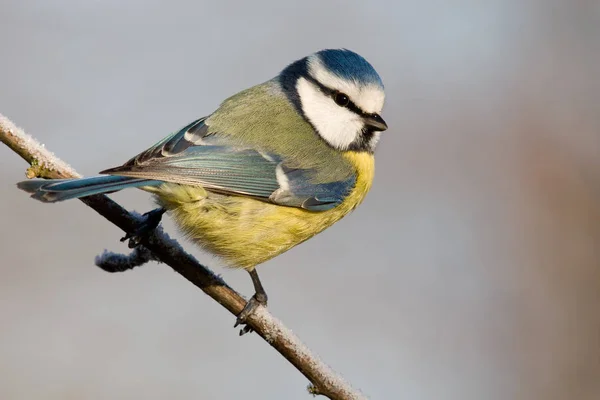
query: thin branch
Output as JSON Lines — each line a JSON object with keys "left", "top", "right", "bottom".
{"left": 0, "top": 113, "right": 367, "bottom": 400}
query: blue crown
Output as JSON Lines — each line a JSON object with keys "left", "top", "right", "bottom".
{"left": 316, "top": 49, "right": 384, "bottom": 89}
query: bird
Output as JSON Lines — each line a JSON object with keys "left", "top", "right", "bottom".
{"left": 17, "top": 49, "right": 387, "bottom": 328}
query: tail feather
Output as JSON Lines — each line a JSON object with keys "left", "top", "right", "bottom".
{"left": 17, "top": 175, "right": 162, "bottom": 203}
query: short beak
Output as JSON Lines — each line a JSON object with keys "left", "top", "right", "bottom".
{"left": 363, "top": 114, "right": 388, "bottom": 132}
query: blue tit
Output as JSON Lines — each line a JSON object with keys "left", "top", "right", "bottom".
{"left": 18, "top": 49, "right": 387, "bottom": 322}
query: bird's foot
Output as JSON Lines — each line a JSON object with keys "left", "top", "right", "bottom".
{"left": 234, "top": 291, "right": 268, "bottom": 336}
{"left": 121, "top": 207, "right": 166, "bottom": 248}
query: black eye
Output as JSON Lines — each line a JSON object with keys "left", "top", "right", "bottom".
{"left": 334, "top": 92, "right": 350, "bottom": 107}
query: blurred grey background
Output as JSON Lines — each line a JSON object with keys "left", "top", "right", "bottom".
{"left": 1, "top": 1, "right": 599, "bottom": 399}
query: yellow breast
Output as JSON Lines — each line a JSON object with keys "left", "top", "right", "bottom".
{"left": 154, "top": 151, "right": 375, "bottom": 269}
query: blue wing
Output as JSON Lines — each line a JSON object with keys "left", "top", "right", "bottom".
{"left": 101, "top": 118, "right": 356, "bottom": 211}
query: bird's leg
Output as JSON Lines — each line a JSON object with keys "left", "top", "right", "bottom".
{"left": 121, "top": 207, "right": 167, "bottom": 248}
{"left": 235, "top": 269, "right": 268, "bottom": 335}
{"left": 248, "top": 269, "right": 269, "bottom": 305}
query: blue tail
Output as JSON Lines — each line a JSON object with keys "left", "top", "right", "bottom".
{"left": 17, "top": 175, "right": 162, "bottom": 203}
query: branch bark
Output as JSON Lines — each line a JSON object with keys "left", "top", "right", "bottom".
{"left": 0, "top": 113, "right": 367, "bottom": 400}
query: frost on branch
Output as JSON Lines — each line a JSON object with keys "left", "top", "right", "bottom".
{"left": 0, "top": 113, "right": 79, "bottom": 179}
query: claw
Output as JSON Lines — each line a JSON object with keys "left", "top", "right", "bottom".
{"left": 121, "top": 208, "right": 166, "bottom": 247}
{"left": 235, "top": 294, "right": 267, "bottom": 336}
{"left": 234, "top": 269, "right": 268, "bottom": 335}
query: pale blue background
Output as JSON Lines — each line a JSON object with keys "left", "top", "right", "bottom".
{"left": 1, "top": 1, "right": 599, "bottom": 399}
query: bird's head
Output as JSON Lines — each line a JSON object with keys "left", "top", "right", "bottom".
{"left": 279, "top": 49, "right": 386, "bottom": 153}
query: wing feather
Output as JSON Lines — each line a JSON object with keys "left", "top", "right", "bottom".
{"left": 101, "top": 119, "right": 355, "bottom": 210}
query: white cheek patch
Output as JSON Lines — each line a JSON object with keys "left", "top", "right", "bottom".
{"left": 296, "top": 77, "right": 363, "bottom": 151}
{"left": 307, "top": 57, "right": 385, "bottom": 114}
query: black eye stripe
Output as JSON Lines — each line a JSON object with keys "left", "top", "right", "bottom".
{"left": 343, "top": 97, "right": 365, "bottom": 116}
{"left": 303, "top": 75, "right": 376, "bottom": 119}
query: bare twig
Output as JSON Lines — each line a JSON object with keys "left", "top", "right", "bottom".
{"left": 0, "top": 113, "right": 367, "bottom": 400}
